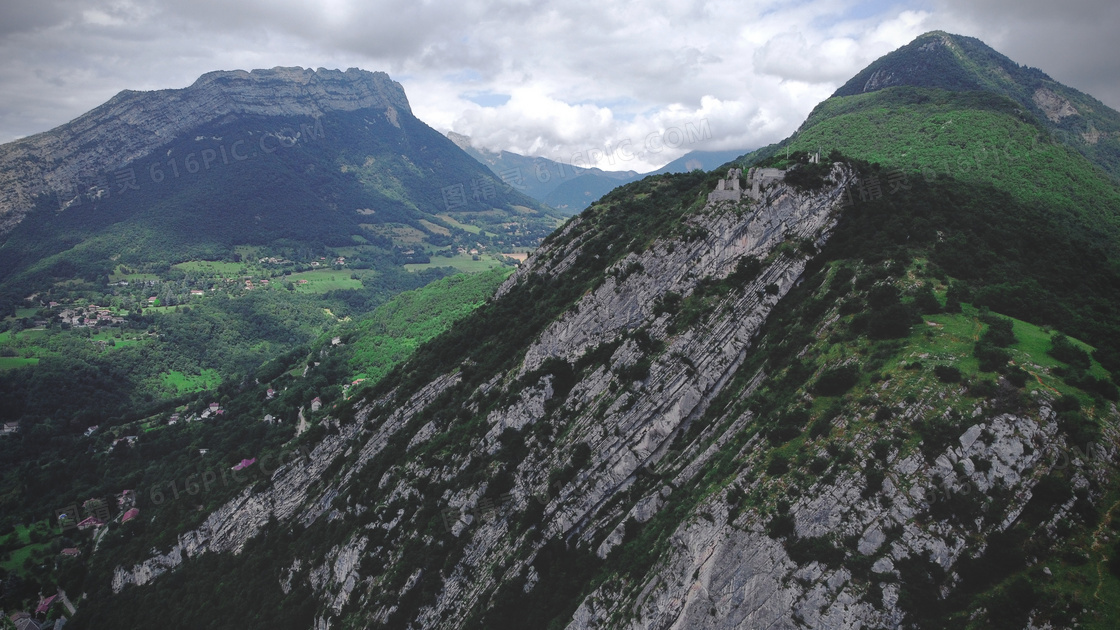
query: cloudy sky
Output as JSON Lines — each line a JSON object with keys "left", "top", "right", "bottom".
{"left": 1, "top": 0, "right": 1117, "bottom": 172}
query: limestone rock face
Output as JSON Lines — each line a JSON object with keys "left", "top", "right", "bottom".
{"left": 104, "top": 161, "right": 1118, "bottom": 629}
{"left": 0, "top": 67, "right": 409, "bottom": 235}
{"left": 110, "top": 372, "right": 456, "bottom": 593}
{"left": 108, "top": 165, "right": 851, "bottom": 618}
{"left": 1033, "top": 86, "right": 1078, "bottom": 123}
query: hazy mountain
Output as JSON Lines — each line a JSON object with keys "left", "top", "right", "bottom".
{"left": 448, "top": 132, "right": 640, "bottom": 214}
{"left": 649, "top": 148, "right": 753, "bottom": 175}
{"left": 10, "top": 33, "right": 1120, "bottom": 630}
{"left": 450, "top": 136, "right": 752, "bottom": 213}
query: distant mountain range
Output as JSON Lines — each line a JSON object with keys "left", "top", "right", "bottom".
{"left": 449, "top": 132, "right": 749, "bottom": 213}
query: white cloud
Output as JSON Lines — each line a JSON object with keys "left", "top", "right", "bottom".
{"left": 0, "top": 0, "right": 1116, "bottom": 171}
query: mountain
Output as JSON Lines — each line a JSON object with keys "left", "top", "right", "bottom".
{"left": 832, "top": 31, "right": 1120, "bottom": 180}
{"left": 649, "top": 148, "right": 753, "bottom": 175}
{"left": 448, "top": 132, "right": 640, "bottom": 214}
{"left": 9, "top": 34, "right": 1120, "bottom": 630}
{"left": 757, "top": 31, "right": 1120, "bottom": 260}
{"left": 0, "top": 69, "right": 552, "bottom": 526}
{"left": 450, "top": 135, "right": 752, "bottom": 214}
{"left": 0, "top": 68, "right": 559, "bottom": 298}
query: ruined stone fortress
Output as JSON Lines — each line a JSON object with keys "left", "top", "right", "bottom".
{"left": 707, "top": 166, "right": 785, "bottom": 203}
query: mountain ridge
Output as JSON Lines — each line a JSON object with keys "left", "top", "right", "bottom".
{"left": 0, "top": 67, "right": 413, "bottom": 236}
{"left": 450, "top": 132, "right": 751, "bottom": 213}
{"left": 447, "top": 131, "right": 639, "bottom": 214}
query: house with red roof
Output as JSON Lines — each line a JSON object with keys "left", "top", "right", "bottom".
{"left": 231, "top": 458, "right": 257, "bottom": 471}
{"left": 77, "top": 516, "right": 104, "bottom": 530}
{"left": 121, "top": 507, "right": 139, "bottom": 523}
{"left": 34, "top": 594, "right": 56, "bottom": 614}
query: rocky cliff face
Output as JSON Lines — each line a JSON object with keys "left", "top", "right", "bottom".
{"left": 564, "top": 404, "right": 1115, "bottom": 630}
{"left": 0, "top": 67, "right": 409, "bottom": 235}
{"left": 104, "top": 161, "right": 1120, "bottom": 628}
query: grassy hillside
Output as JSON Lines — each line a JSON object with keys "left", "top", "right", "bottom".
{"left": 775, "top": 88, "right": 1120, "bottom": 252}
{"left": 833, "top": 31, "right": 1120, "bottom": 181}
{"left": 341, "top": 267, "right": 512, "bottom": 384}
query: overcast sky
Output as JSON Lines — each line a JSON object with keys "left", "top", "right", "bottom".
{"left": 1, "top": 0, "right": 1117, "bottom": 172}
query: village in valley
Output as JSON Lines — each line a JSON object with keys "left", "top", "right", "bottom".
{"left": 0, "top": 243, "right": 403, "bottom": 627}
{"left": 0, "top": 378, "right": 333, "bottom": 629}
{"left": 0, "top": 235, "right": 428, "bottom": 628}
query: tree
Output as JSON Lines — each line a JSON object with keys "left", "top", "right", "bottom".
{"left": 813, "top": 364, "right": 859, "bottom": 396}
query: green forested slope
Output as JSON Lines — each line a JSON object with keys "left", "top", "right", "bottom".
{"left": 777, "top": 88, "right": 1120, "bottom": 252}
{"left": 833, "top": 31, "right": 1120, "bottom": 180}
{"left": 341, "top": 268, "right": 512, "bottom": 384}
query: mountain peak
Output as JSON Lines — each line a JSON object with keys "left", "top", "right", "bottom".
{"left": 832, "top": 30, "right": 1048, "bottom": 99}
{"left": 446, "top": 131, "right": 477, "bottom": 152}
{"left": 182, "top": 66, "right": 412, "bottom": 115}
{"left": 821, "top": 31, "right": 1120, "bottom": 181}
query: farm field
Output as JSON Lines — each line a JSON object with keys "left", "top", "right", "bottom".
{"left": 287, "top": 269, "right": 368, "bottom": 293}
{"left": 161, "top": 369, "right": 221, "bottom": 393}
{"left": 404, "top": 252, "right": 508, "bottom": 273}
